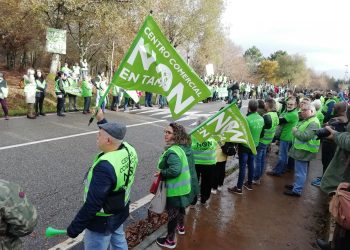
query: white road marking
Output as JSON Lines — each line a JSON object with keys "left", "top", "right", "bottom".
{"left": 0, "top": 120, "right": 166, "bottom": 151}
{"left": 49, "top": 194, "right": 155, "bottom": 250}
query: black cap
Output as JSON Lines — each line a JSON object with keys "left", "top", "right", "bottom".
{"left": 98, "top": 122, "right": 126, "bottom": 140}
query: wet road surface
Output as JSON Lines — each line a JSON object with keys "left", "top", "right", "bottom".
{"left": 147, "top": 147, "right": 326, "bottom": 250}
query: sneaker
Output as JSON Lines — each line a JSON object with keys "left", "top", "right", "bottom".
{"left": 217, "top": 186, "right": 222, "bottom": 191}
{"left": 4, "top": 116, "right": 9, "bottom": 120}
{"left": 211, "top": 189, "right": 217, "bottom": 194}
{"left": 228, "top": 186, "right": 242, "bottom": 195}
{"left": 252, "top": 179, "right": 261, "bottom": 185}
{"left": 156, "top": 236, "right": 176, "bottom": 249}
{"left": 243, "top": 182, "right": 253, "bottom": 191}
{"left": 177, "top": 225, "right": 185, "bottom": 235}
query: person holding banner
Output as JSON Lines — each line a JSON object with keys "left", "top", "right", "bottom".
{"left": 228, "top": 100, "right": 264, "bottom": 194}
{"left": 67, "top": 109, "right": 138, "bottom": 249}
{"left": 191, "top": 117, "right": 217, "bottom": 205}
{"left": 0, "top": 72, "right": 9, "bottom": 120}
{"left": 253, "top": 99, "right": 279, "bottom": 184}
{"left": 23, "top": 68, "right": 37, "bottom": 119}
{"left": 155, "top": 122, "right": 194, "bottom": 249}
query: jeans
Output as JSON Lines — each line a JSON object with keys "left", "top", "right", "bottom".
{"left": 84, "top": 224, "right": 127, "bottom": 250}
{"left": 253, "top": 143, "right": 268, "bottom": 181}
{"left": 272, "top": 140, "right": 291, "bottom": 175}
{"left": 83, "top": 97, "right": 91, "bottom": 112}
{"left": 111, "top": 96, "right": 119, "bottom": 110}
{"left": 145, "top": 92, "right": 153, "bottom": 107}
{"left": 237, "top": 151, "right": 255, "bottom": 188}
{"left": 292, "top": 160, "right": 308, "bottom": 195}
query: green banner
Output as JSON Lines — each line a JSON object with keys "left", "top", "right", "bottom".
{"left": 190, "top": 102, "right": 257, "bottom": 155}
{"left": 111, "top": 15, "right": 211, "bottom": 120}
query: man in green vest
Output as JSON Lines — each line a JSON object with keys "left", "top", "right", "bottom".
{"left": 228, "top": 100, "right": 264, "bottom": 194}
{"left": 284, "top": 103, "right": 320, "bottom": 197}
{"left": 253, "top": 99, "right": 279, "bottom": 184}
{"left": 267, "top": 97, "right": 299, "bottom": 176}
{"left": 67, "top": 109, "right": 138, "bottom": 249}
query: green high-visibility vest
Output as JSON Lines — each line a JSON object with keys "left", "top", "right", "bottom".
{"left": 35, "top": 79, "right": 46, "bottom": 92}
{"left": 316, "top": 109, "right": 324, "bottom": 125}
{"left": 293, "top": 116, "right": 320, "bottom": 153}
{"left": 158, "top": 145, "right": 191, "bottom": 197}
{"left": 84, "top": 142, "right": 138, "bottom": 216}
{"left": 260, "top": 111, "right": 279, "bottom": 145}
{"left": 81, "top": 80, "right": 92, "bottom": 97}
{"left": 54, "top": 80, "right": 60, "bottom": 93}
{"left": 191, "top": 137, "right": 217, "bottom": 165}
{"left": 322, "top": 98, "right": 335, "bottom": 113}
{"left": 245, "top": 112, "right": 264, "bottom": 147}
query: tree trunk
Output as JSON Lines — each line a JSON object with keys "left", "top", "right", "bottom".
{"left": 50, "top": 53, "right": 60, "bottom": 74}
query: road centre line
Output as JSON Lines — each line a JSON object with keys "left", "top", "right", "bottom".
{"left": 0, "top": 119, "right": 166, "bottom": 151}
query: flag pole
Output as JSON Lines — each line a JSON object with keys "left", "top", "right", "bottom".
{"left": 189, "top": 101, "right": 237, "bottom": 135}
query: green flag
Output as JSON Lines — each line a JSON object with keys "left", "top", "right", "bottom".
{"left": 111, "top": 15, "right": 211, "bottom": 120}
{"left": 190, "top": 102, "right": 257, "bottom": 155}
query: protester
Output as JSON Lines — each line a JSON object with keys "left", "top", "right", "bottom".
{"left": 284, "top": 103, "right": 320, "bottom": 197}
{"left": 253, "top": 99, "right": 279, "bottom": 184}
{"left": 228, "top": 100, "right": 264, "bottom": 194}
{"left": 0, "top": 72, "right": 9, "bottom": 120}
{"left": 67, "top": 109, "right": 138, "bottom": 250}
{"left": 155, "top": 123, "right": 194, "bottom": 249}
{"left": 34, "top": 69, "right": 47, "bottom": 116}
{"left": 61, "top": 62, "right": 72, "bottom": 76}
{"left": 81, "top": 59, "right": 89, "bottom": 78}
{"left": 145, "top": 91, "right": 153, "bottom": 107}
{"left": 312, "top": 102, "right": 349, "bottom": 186}
{"left": 23, "top": 68, "right": 37, "bottom": 119}
{"left": 55, "top": 71, "right": 67, "bottom": 117}
{"left": 72, "top": 62, "right": 81, "bottom": 81}
{"left": 81, "top": 75, "right": 93, "bottom": 114}
{"left": 318, "top": 122, "right": 350, "bottom": 249}
{"left": 191, "top": 117, "right": 217, "bottom": 205}
{"left": 322, "top": 92, "right": 336, "bottom": 123}
{"left": 211, "top": 138, "right": 228, "bottom": 194}
{"left": 67, "top": 74, "right": 79, "bottom": 112}
{"left": 0, "top": 179, "right": 38, "bottom": 249}
{"left": 110, "top": 86, "right": 120, "bottom": 111}
{"left": 267, "top": 97, "right": 299, "bottom": 176}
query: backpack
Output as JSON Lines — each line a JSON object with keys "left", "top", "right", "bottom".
{"left": 221, "top": 142, "right": 236, "bottom": 156}
{"left": 329, "top": 182, "right": 350, "bottom": 230}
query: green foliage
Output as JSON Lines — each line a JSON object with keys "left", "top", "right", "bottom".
{"left": 268, "top": 50, "right": 287, "bottom": 61}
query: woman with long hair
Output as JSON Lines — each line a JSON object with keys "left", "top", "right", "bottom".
{"left": 156, "top": 122, "right": 199, "bottom": 249}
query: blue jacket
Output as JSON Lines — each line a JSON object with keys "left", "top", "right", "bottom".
{"left": 67, "top": 119, "right": 129, "bottom": 238}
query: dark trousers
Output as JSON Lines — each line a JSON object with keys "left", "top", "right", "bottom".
{"left": 35, "top": 93, "right": 45, "bottom": 114}
{"left": 110, "top": 96, "right": 119, "bottom": 110}
{"left": 195, "top": 164, "right": 214, "bottom": 203}
{"left": 166, "top": 207, "right": 185, "bottom": 241}
{"left": 83, "top": 97, "right": 91, "bottom": 112}
{"left": 0, "top": 98, "right": 9, "bottom": 116}
{"left": 321, "top": 141, "right": 337, "bottom": 174}
{"left": 212, "top": 161, "right": 226, "bottom": 189}
{"left": 145, "top": 92, "right": 153, "bottom": 107}
{"left": 57, "top": 97, "right": 64, "bottom": 114}
{"left": 333, "top": 223, "right": 350, "bottom": 250}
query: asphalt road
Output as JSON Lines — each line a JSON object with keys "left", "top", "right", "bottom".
{"left": 0, "top": 100, "right": 238, "bottom": 249}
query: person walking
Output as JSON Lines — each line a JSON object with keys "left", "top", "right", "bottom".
{"left": 67, "top": 109, "right": 138, "bottom": 250}
{"left": 155, "top": 123, "right": 195, "bottom": 249}
{"left": 228, "top": 100, "right": 264, "bottom": 194}
{"left": 284, "top": 103, "right": 320, "bottom": 197}
{"left": 0, "top": 72, "right": 9, "bottom": 120}
{"left": 34, "top": 69, "right": 47, "bottom": 116}
{"left": 0, "top": 179, "right": 38, "bottom": 250}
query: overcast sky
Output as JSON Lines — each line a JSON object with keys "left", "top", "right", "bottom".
{"left": 223, "top": 0, "right": 349, "bottom": 79}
